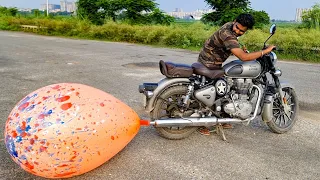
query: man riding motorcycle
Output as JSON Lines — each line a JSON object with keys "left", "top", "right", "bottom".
{"left": 197, "top": 13, "right": 276, "bottom": 135}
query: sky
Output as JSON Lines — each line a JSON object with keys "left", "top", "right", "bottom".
{"left": 0, "top": 0, "right": 318, "bottom": 20}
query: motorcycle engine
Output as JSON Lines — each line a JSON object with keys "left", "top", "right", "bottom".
{"left": 223, "top": 78, "right": 253, "bottom": 119}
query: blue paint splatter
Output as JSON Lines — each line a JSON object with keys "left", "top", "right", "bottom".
{"left": 56, "top": 119, "right": 65, "bottom": 125}
{"left": 16, "top": 136, "right": 23, "bottom": 143}
{"left": 26, "top": 117, "right": 32, "bottom": 123}
{"left": 16, "top": 126, "right": 23, "bottom": 134}
{"left": 25, "top": 125, "right": 31, "bottom": 132}
{"left": 20, "top": 155, "right": 27, "bottom": 160}
{"left": 26, "top": 105, "right": 35, "bottom": 111}
{"left": 47, "top": 110, "right": 53, "bottom": 114}
{"left": 5, "top": 136, "right": 18, "bottom": 158}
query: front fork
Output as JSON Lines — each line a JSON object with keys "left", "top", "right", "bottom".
{"left": 273, "top": 76, "right": 290, "bottom": 115}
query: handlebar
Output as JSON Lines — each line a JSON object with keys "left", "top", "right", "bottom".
{"left": 273, "top": 47, "right": 284, "bottom": 52}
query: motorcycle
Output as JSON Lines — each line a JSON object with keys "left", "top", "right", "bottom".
{"left": 138, "top": 24, "right": 298, "bottom": 140}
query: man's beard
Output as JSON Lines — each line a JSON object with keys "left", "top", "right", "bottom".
{"left": 232, "top": 30, "right": 241, "bottom": 37}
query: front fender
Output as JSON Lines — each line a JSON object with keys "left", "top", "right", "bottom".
{"left": 280, "top": 81, "right": 295, "bottom": 89}
{"left": 262, "top": 80, "right": 296, "bottom": 122}
{"left": 146, "top": 78, "right": 190, "bottom": 112}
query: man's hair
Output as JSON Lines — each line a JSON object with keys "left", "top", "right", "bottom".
{"left": 236, "top": 13, "right": 255, "bottom": 29}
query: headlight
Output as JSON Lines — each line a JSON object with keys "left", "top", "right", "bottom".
{"left": 274, "top": 69, "right": 282, "bottom": 77}
{"left": 270, "top": 52, "right": 278, "bottom": 65}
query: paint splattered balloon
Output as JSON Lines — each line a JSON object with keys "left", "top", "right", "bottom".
{"left": 4, "top": 83, "right": 140, "bottom": 178}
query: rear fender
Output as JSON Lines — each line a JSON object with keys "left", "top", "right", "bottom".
{"left": 146, "top": 78, "right": 190, "bottom": 112}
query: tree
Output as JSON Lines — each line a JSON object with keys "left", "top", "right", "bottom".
{"left": 7, "top": 7, "right": 18, "bottom": 16}
{"left": 0, "top": 6, "right": 18, "bottom": 16}
{"left": 148, "top": 8, "right": 175, "bottom": 25}
{"left": 302, "top": 3, "right": 320, "bottom": 30}
{"left": 201, "top": 0, "right": 270, "bottom": 28}
{"left": 202, "top": 0, "right": 251, "bottom": 25}
{"left": 77, "top": 0, "right": 173, "bottom": 25}
{"left": 77, "top": 0, "right": 102, "bottom": 24}
{"left": 98, "top": 0, "right": 124, "bottom": 21}
{"left": 250, "top": 10, "right": 270, "bottom": 28}
{"left": 32, "top": 9, "right": 41, "bottom": 17}
{"left": 121, "top": 0, "right": 157, "bottom": 22}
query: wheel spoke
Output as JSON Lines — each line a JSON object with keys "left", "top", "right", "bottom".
{"left": 285, "top": 113, "right": 292, "bottom": 123}
{"left": 280, "top": 114, "right": 285, "bottom": 127}
{"left": 275, "top": 113, "right": 281, "bottom": 125}
{"left": 274, "top": 111, "right": 281, "bottom": 117}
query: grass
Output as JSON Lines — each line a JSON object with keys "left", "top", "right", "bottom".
{"left": 0, "top": 15, "right": 319, "bottom": 63}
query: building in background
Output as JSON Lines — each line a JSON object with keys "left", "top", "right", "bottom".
{"left": 60, "top": 0, "right": 77, "bottom": 13}
{"left": 18, "top": 8, "right": 32, "bottom": 12}
{"left": 40, "top": 4, "right": 61, "bottom": 12}
{"left": 295, "top": 8, "right": 311, "bottom": 22}
{"left": 60, "top": 0, "right": 67, "bottom": 12}
{"left": 167, "top": 8, "right": 214, "bottom": 20}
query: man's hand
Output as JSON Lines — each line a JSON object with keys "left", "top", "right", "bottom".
{"left": 264, "top": 45, "right": 277, "bottom": 54}
{"left": 242, "top": 45, "right": 249, "bottom": 53}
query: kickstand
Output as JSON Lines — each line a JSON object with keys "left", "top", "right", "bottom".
{"left": 216, "top": 123, "right": 227, "bottom": 141}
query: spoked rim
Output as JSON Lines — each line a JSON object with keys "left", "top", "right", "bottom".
{"left": 156, "top": 92, "right": 195, "bottom": 133}
{"left": 272, "top": 88, "right": 297, "bottom": 128}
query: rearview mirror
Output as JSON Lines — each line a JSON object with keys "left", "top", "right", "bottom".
{"left": 270, "top": 24, "right": 276, "bottom": 35}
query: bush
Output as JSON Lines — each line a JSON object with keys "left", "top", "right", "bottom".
{"left": 0, "top": 16, "right": 319, "bottom": 62}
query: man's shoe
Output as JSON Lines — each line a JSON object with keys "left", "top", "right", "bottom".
{"left": 222, "top": 123, "right": 233, "bottom": 129}
{"left": 197, "top": 127, "right": 216, "bottom": 135}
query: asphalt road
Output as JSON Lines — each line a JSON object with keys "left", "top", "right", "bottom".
{"left": 0, "top": 31, "right": 320, "bottom": 180}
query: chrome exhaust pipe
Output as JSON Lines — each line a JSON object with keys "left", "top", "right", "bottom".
{"left": 149, "top": 117, "right": 243, "bottom": 127}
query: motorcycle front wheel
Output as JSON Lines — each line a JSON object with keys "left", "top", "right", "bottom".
{"left": 151, "top": 85, "right": 198, "bottom": 140}
{"left": 267, "top": 87, "right": 299, "bottom": 134}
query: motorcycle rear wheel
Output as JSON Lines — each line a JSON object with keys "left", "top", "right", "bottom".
{"left": 151, "top": 85, "right": 198, "bottom": 140}
{"left": 267, "top": 87, "right": 299, "bottom": 134}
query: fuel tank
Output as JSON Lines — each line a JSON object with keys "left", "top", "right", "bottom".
{"left": 223, "top": 60, "right": 262, "bottom": 78}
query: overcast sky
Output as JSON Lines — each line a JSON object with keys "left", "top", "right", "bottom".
{"left": 0, "top": 0, "right": 318, "bottom": 20}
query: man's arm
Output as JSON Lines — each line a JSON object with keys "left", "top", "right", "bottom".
{"left": 231, "top": 46, "right": 276, "bottom": 61}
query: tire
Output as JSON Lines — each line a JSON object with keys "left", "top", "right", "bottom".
{"left": 151, "top": 85, "right": 198, "bottom": 140}
{"left": 266, "top": 87, "right": 299, "bottom": 134}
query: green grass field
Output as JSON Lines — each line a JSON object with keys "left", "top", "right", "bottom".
{"left": 0, "top": 16, "right": 319, "bottom": 63}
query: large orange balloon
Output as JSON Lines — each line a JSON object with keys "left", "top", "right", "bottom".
{"left": 4, "top": 83, "right": 140, "bottom": 178}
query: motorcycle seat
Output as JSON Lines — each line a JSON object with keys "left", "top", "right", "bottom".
{"left": 159, "top": 60, "right": 194, "bottom": 78}
{"left": 192, "top": 63, "right": 225, "bottom": 79}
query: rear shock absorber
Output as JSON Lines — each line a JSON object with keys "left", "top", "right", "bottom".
{"left": 183, "top": 83, "right": 195, "bottom": 108}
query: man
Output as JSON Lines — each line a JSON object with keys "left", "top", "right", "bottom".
{"left": 197, "top": 13, "right": 276, "bottom": 135}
